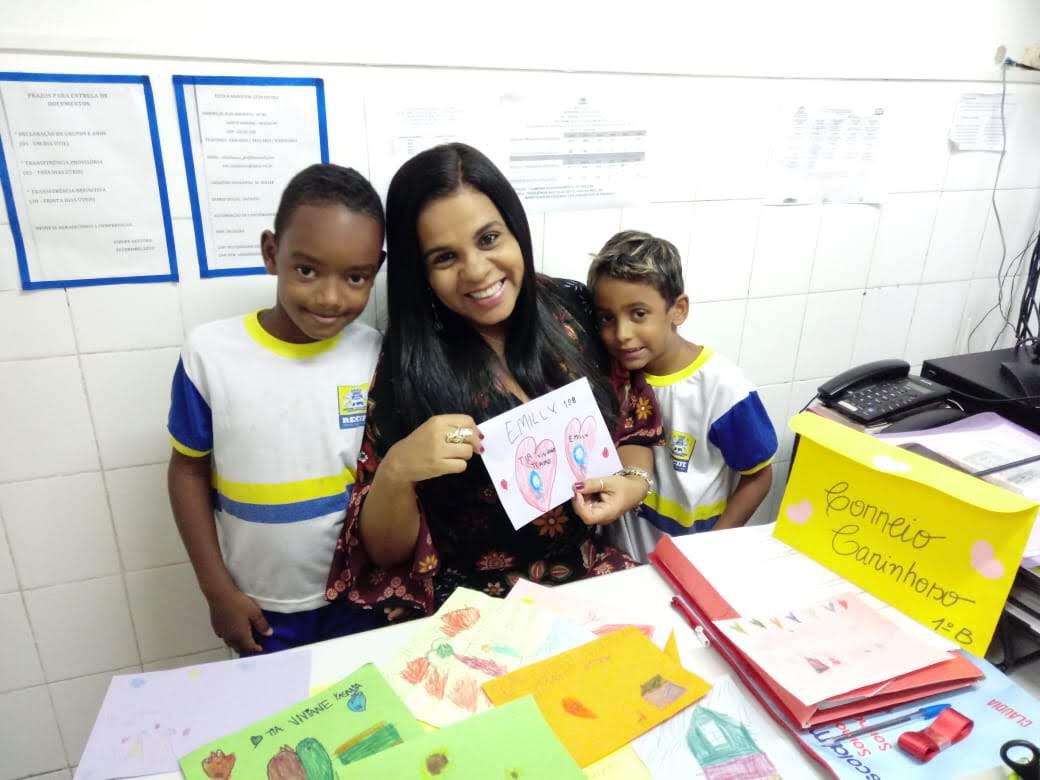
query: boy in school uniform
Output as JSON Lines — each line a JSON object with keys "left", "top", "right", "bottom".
{"left": 167, "top": 164, "right": 385, "bottom": 654}
{"left": 589, "top": 230, "right": 778, "bottom": 562}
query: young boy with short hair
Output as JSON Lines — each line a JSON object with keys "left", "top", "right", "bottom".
{"left": 589, "top": 230, "right": 777, "bottom": 561}
{"left": 168, "top": 164, "right": 385, "bottom": 654}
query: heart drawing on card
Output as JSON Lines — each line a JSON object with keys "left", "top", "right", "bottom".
{"left": 564, "top": 416, "right": 596, "bottom": 481}
{"left": 785, "top": 499, "right": 813, "bottom": 524}
{"left": 515, "top": 437, "right": 558, "bottom": 514}
{"left": 970, "top": 539, "right": 1005, "bottom": 580}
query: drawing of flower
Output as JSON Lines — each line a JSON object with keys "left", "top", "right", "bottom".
{"left": 533, "top": 507, "right": 568, "bottom": 538}
{"left": 448, "top": 676, "right": 480, "bottom": 712}
{"left": 635, "top": 396, "right": 653, "bottom": 421}
{"left": 425, "top": 667, "right": 448, "bottom": 699}
{"left": 401, "top": 657, "right": 430, "bottom": 685}
{"left": 476, "top": 551, "right": 515, "bottom": 571}
{"left": 416, "top": 554, "right": 439, "bottom": 574}
{"left": 440, "top": 607, "right": 480, "bottom": 637}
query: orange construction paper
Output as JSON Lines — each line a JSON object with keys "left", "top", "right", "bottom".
{"left": 482, "top": 627, "right": 711, "bottom": 767}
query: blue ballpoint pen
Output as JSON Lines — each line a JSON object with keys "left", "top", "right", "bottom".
{"left": 828, "top": 703, "right": 951, "bottom": 745}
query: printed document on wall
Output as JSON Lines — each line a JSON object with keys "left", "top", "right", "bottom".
{"left": 0, "top": 74, "right": 176, "bottom": 288}
{"left": 950, "top": 92, "right": 1018, "bottom": 152}
{"left": 174, "top": 77, "right": 327, "bottom": 276}
{"left": 501, "top": 94, "right": 649, "bottom": 211}
{"left": 765, "top": 103, "right": 885, "bottom": 206}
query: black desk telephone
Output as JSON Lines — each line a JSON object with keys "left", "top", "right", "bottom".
{"left": 818, "top": 359, "right": 952, "bottom": 426}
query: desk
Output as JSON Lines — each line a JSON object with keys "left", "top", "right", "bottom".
{"left": 117, "top": 564, "right": 827, "bottom": 780}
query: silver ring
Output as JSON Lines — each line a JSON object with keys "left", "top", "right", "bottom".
{"left": 445, "top": 426, "right": 473, "bottom": 445}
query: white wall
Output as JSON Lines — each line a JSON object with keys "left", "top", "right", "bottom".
{"left": 2, "top": 4, "right": 1040, "bottom": 777}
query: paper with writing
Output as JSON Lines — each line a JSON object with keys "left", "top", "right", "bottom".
{"left": 179, "top": 663, "right": 421, "bottom": 780}
{"left": 483, "top": 627, "right": 711, "bottom": 767}
{"left": 950, "top": 92, "right": 1018, "bottom": 152}
{"left": 774, "top": 412, "right": 1037, "bottom": 656}
{"left": 715, "top": 593, "right": 951, "bottom": 706}
{"left": 479, "top": 377, "right": 623, "bottom": 530}
{"left": 75, "top": 650, "right": 310, "bottom": 780}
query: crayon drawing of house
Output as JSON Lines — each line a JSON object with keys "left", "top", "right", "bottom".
{"left": 686, "top": 705, "right": 781, "bottom": 779}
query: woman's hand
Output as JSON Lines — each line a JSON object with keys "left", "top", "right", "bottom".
{"left": 383, "top": 414, "right": 481, "bottom": 484}
{"left": 571, "top": 473, "right": 648, "bottom": 526}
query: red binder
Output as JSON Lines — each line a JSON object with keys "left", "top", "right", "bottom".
{"left": 649, "top": 534, "right": 983, "bottom": 731}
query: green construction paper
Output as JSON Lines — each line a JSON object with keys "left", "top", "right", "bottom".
{"left": 179, "top": 662, "right": 422, "bottom": 780}
{"left": 340, "top": 696, "right": 584, "bottom": 778}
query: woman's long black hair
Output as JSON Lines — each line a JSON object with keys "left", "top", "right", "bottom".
{"left": 385, "top": 143, "right": 618, "bottom": 435}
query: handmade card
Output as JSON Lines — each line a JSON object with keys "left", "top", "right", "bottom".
{"left": 483, "top": 627, "right": 712, "bottom": 767}
{"left": 340, "top": 697, "right": 584, "bottom": 778}
{"left": 388, "top": 587, "right": 554, "bottom": 727}
{"left": 179, "top": 663, "right": 421, "bottom": 779}
{"left": 76, "top": 650, "right": 311, "bottom": 780}
{"left": 774, "top": 413, "right": 1038, "bottom": 655}
{"left": 479, "top": 377, "right": 623, "bottom": 530}
{"left": 714, "top": 593, "right": 951, "bottom": 706}
{"left": 507, "top": 577, "right": 665, "bottom": 646}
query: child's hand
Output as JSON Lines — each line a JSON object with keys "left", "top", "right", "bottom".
{"left": 207, "top": 588, "right": 272, "bottom": 654}
{"left": 571, "top": 474, "right": 646, "bottom": 525}
{"left": 384, "top": 414, "right": 481, "bottom": 484}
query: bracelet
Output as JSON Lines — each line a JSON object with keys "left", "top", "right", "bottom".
{"left": 615, "top": 466, "right": 653, "bottom": 495}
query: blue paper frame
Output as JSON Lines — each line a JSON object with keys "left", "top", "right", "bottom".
{"left": 172, "top": 76, "right": 329, "bottom": 278}
{"left": 0, "top": 72, "right": 178, "bottom": 290}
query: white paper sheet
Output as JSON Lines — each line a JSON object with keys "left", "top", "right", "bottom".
{"left": 0, "top": 79, "right": 173, "bottom": 284}
{"left": 950, "top": 92, "right": 1018, "bottom": 152}
{"left": 765, "top": 103, "right": 885, "bottom": 205}
{"left": 477, "top": 377, "right": 623, "bottom": 530}
{"left": 180, "top": 81, "right": 325, "bottom": 273}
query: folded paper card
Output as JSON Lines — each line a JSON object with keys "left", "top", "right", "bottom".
{"left": 388, "top": 587, "right": 554, "bottom": 727}
{"left": 478, "top": 377, "right": 623, "bottom": 530}
{"left": 483, "top": 626, "right": 711, "bottom": 766}
{"left": 774, "top": 412, "right": 1037, "bottom": 655}
{"left": 179, "top": 663, "right": 421, "bottom": 780}
{"left": 340, "top": 697, "right": 584, "bottom": 778}
{"left": 715, "top": 593, "right": 951, "bottom": 706}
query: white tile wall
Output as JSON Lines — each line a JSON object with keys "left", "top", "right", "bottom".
{"left": 24, "top": 576, "right": 140, "bottom": 682}
{"left": 81, "top": 348, "right": 182, "bottom": 470}
{"left": 748, "top": 206, "right": 822, "bottom": 298}
{"left": 0, "top": 686, "right": 66, "bottom": 780}
{"left": 125, "top": 563, "right": 222, "bottom": 663}
{"left": 0, "top": 60, "right": 1038, "bottom": 778}
{"left": 141, "top": 647, "right": 230, "bottom": 673}
{"left": 0, "top": 592, "right": 45, "bottom": 693}
{"left": 0, "top": 473, "right": 121, "bottom": 590}
{"left": 106, "top": 464, "right": 187, "bottom": 571}
{"left": 0, "top": 357, "right": 99, "bottom": 483}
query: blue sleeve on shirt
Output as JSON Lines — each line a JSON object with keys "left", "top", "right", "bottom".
{"left": 168, "top": 358, "right": 213, "bottom": 455}
{"left": 707, "top": 391, "right": 778, "bottom": 473}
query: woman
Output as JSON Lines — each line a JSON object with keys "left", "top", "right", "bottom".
{"left": 326, "top": 143, "right": 663, "bottom": 617}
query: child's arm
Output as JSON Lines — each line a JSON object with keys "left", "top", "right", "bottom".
{"left": 715, "top": 465, "right": 773, "bottom": 530}
{"left": 168, "top": 450, "right": 271, "bottom": 653}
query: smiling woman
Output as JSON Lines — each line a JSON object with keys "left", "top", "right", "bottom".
{"left": 325, "top": 143, "right": 664, "bottom": 617}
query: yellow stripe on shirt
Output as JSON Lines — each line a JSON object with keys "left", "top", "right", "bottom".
{"left": 169, "top": 433, "right": 211, "bottom": 458}
{"left": 643, "top": 491, "right": 728, "bottom": 529}
{"left": 212, "top": 466, "right": 356, "bottom": 505}
{"left": 739, "top": 455, "right": 775, "bottom": 476}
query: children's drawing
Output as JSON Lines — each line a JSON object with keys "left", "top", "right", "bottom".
{"left": 423, "top": 750, "right": 451, "bottom": 776}
{"left": 562, "top": 697, "right": 597, "bottom": 719}
{"left": 715, "top": 593, "right": 952, "bottom": 707}
{"left": 479, "top": 378, "right": 624, "bottom": 530}
{"left": 388, "top": 588, "right": 555, "bottom": 727}
{"left": 515, "top": 437, "right": 557, "bottom": 513}
{"left": 179, "top": 664, "right": 421, "bottom": 780}
{"left": 564, "top": 416, "right": 596, "bottom": 480}
{"left": 686, "top": 706, "right": 781, "bottom": 780}
{"left": 640, "top": 675, "right": 688, "bottom": 709}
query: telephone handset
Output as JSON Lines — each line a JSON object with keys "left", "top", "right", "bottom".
{"left": 818, "top": 359, "right": 951, "bottom": 426}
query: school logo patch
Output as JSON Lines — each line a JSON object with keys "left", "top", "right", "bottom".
{"left": 337, "top": 384, "right": 368, "bottom": 429}
{"left": 670, "top": 431, "right": 695, "bottom": 473}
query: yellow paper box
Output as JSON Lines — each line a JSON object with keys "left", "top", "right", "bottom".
{"left": 774, "top": 413, "right": 1037, "bottom": 656}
